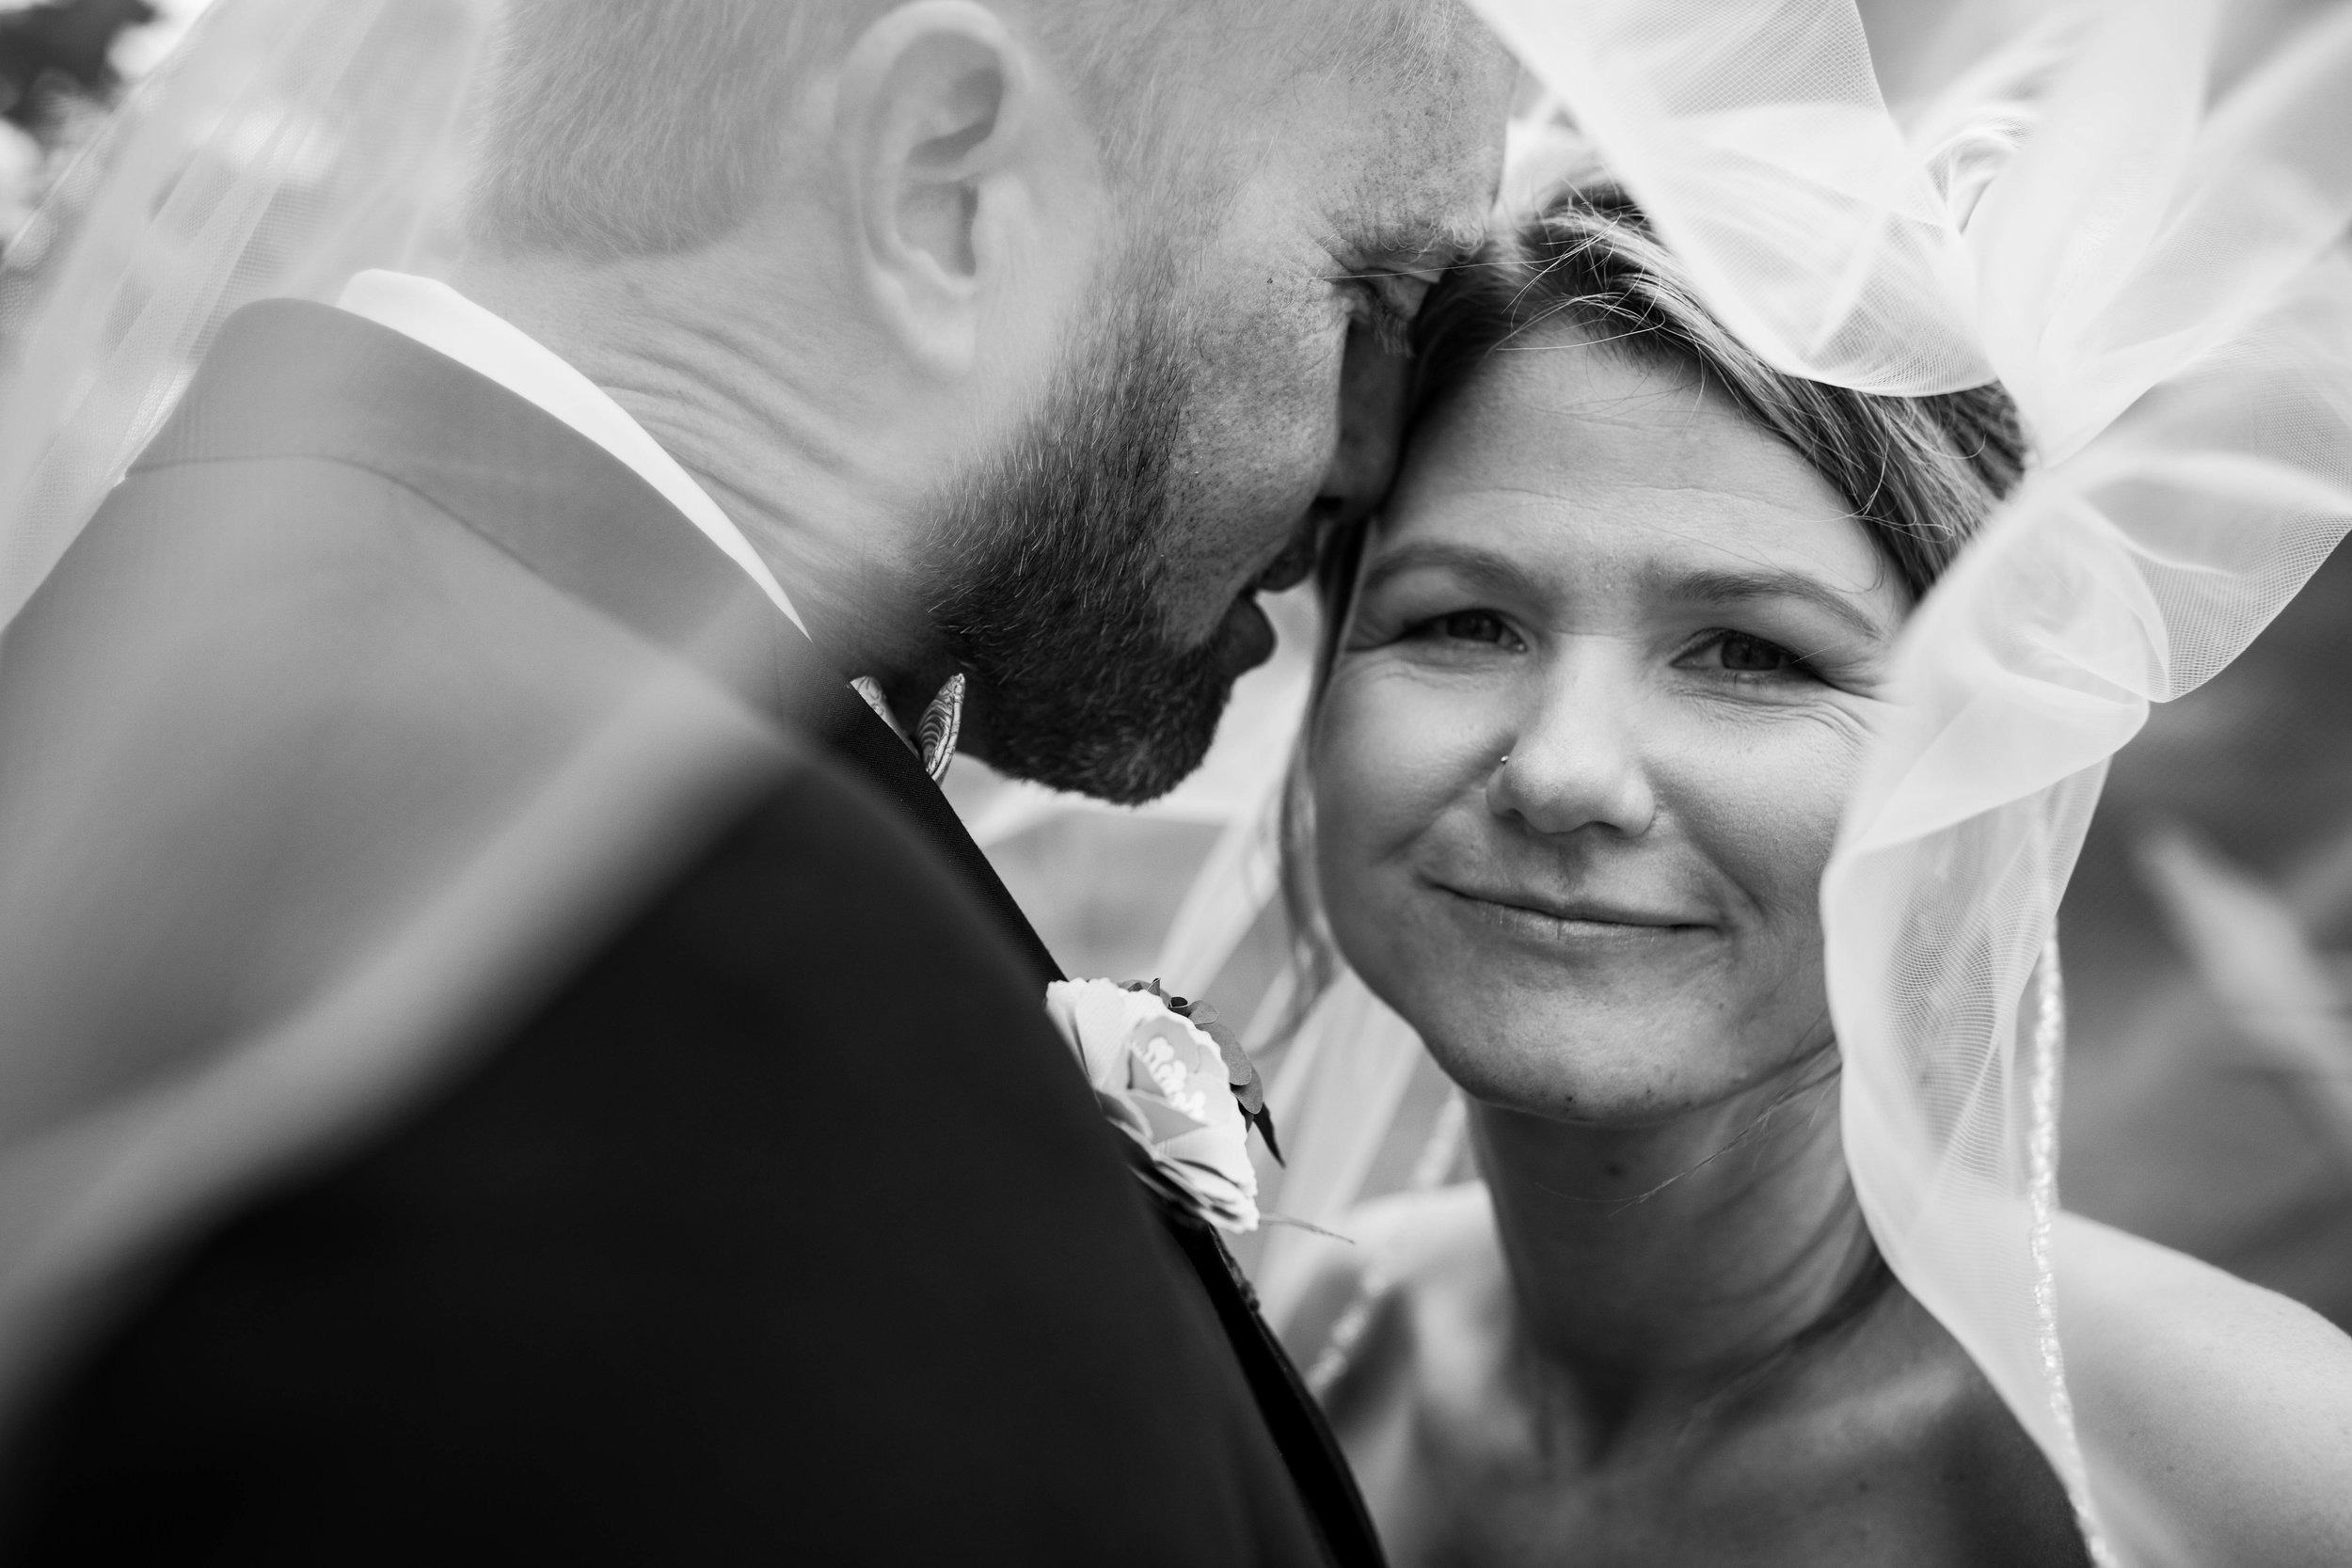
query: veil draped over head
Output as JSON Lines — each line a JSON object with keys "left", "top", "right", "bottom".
{"left": 1207, "top": 3, "right": 2352, "bottom": 1564}
{"left": 0, "top": 0, "right": 794, "bottom": 1421}
{"left": 0, "top": 0, "right": 498, "bottom": 626}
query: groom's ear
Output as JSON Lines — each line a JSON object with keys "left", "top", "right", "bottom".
{"left": 834, "top": 1, "right": 1103, "bottom": 379}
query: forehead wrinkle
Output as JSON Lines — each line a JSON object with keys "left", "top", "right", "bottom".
{"left": 1381, "top": 479, "right": 1899, "bottom": 629}
{"left": 1437, "top": 386, "right": 1847, "bottom": 526}
{"left": 1552, "top": 488, "right": 1895, "bottom": 610}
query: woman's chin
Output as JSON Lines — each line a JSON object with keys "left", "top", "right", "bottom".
{"left": 1367, "top": 908, "right": 1734, "bottom": 1028}
{"left": 1392, "top": 974, "right": 1772, "bottom": 1126}
{"left": 1430, "top": 1038, "right": 1733, "bottom": 1126}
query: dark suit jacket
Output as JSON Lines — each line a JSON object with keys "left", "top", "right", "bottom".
{"left": 0, "top": 302, "right": 1380, "bottom": 1565}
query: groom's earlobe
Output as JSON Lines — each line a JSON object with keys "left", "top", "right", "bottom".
{"left": 835, "top": 2, "right": 1034, "bottom": 378}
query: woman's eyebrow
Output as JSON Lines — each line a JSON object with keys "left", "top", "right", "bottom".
{"left": 1662, "top": 566, "right": 1893, "bottom": 641}
{"left": 1357, "top": 540, "right": 1531, "bottom": 598}
{"left": 1358, "top": 546, "right": 1895, "bottom": 641}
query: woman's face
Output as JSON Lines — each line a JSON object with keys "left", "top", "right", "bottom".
{"left": 1312, "top": 340, "right": 1908, "bottom": 1122}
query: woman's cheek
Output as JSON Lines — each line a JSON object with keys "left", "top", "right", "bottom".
{"left": 1659, "top": 706, "right": 1864, "bottom": 929}
{"left": 1311, "top": 661, "right": 1498, "bottom": 943}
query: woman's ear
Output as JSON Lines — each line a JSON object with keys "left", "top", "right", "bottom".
{"left": 834, "top": 1, "right": 1091, "bottom": 378}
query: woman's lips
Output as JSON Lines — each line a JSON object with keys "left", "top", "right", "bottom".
{"left": 1435, "top": 880, "right": 1711, "bottom": 931}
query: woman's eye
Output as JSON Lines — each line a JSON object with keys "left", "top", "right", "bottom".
{"left": 1422, "top": 609, "right": 1519, "bottom": 648}
{"left": 1691, "top": 631, "right": 1804, "bottom": 675}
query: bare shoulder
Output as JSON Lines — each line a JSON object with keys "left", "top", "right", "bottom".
{"left": 2060, "top": 1211, "right": 2352, "bottom": 1355}
{"left": 2058, "top": 1212, "right": 2352, "bottom": 1565}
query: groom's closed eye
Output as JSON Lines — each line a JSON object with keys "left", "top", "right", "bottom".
{"left": 1332, "top": 209, "right": 1484, "bottom": 338}
{"left": 1343, "top": 269, "right": 1442, "bottom": 354}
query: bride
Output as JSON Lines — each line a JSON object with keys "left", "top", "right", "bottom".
{"left": 1278, "top": 183, "right": 2352, "bottom": 1566}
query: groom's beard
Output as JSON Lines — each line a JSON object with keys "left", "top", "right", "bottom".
{"left": 922, "top": 288, "right": 1246, "bottom": 806}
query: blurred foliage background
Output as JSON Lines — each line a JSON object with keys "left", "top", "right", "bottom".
{"left": 0, "top": 0, "right": 204, "bottom": 251}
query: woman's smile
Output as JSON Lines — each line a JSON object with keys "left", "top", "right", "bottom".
{"left": 1424, "top": 865, "right": 1719, "bottom": 944}
{"left": 1435, "top": 879, "right": 1708, "bottom": 931}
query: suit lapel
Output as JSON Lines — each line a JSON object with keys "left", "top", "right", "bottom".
{"left": 150, "top": 301, "right": 1384, "bottom": 1568}
{"left": 803, "top": 678, "right": 1061, "bottom": 984}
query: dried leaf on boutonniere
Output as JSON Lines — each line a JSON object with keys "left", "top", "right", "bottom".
{"left": 1128, "top": 978, "right": 1281, "bottom": 1164}
{"left": 1043, "top": 977, "right": 1270, "bottom": 1234}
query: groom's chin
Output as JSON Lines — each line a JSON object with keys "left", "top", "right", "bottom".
{"left": 974, "top": 702, "right": 1228, "bottom": 807}
{"left": 964, "top": 654, "right": 1239, "bottom": 806}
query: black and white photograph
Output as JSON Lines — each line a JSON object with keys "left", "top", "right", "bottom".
{"left": 0, "top": 0, "right": 2347, "bottom": 1562}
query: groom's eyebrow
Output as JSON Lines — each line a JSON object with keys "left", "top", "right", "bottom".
{"left": 1330, "top": 189, "right": 1487, "bottom": 277}
{"left": 1358, "top": 213, "right": 1485, "bottom": 271}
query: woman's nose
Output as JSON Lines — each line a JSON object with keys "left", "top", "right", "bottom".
{"left": 1485, "top": 660, "right": 1658, "bottom": 840}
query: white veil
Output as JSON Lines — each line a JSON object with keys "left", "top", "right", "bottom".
{"left": 0, "top": 0, "right": 497, "bottom": 626}
{"left": 1184, "top": 2, "right": 2352, "bottom": 1564}
{"left": 0, "top": 0, "right": 794, "bottom": 1430}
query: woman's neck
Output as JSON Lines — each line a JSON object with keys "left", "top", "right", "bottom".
{"left": 1472, "top": 1059, "right": 1880, "bottom": 1435}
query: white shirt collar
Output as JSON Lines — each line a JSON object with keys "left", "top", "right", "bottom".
{"left": 335, "top": 269, "right": 807, "bottom": 637}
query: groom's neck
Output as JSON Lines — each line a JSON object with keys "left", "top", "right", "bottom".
{"left": 448, "top": 247, "right": 941, "bottom": 683}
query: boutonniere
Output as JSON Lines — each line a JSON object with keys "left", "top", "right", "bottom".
{"left": 1044, "top": 978, "right": 1279, "bottom": 1235}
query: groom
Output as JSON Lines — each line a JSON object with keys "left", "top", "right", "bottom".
{"left": 0, "top": 0, "right": 1509, "bottom": 1561}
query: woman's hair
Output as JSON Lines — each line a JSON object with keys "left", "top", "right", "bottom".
{"left": 1278, "top": 182, "right": 2027, "bottom": 1020}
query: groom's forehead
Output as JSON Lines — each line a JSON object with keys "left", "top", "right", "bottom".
{"left": 1295, "top": 80, "right": 1510, "bottom": 267}
{"left": 1172, "top": 0, "right": 1506, "bottom": 131}
{"left": 1186, "top": 4, "right": 1510, "bottom": 251}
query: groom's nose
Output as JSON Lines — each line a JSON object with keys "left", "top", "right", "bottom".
{"left": 1317, "top": 317, "right": 1415, "bottom": 523}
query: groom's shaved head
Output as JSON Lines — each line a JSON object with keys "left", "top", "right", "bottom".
{"left": 467, "top": 0, "right": 1511, "bottom": 803}
{"left": 475, "top": 0, "right": 1475, "bottom": 259}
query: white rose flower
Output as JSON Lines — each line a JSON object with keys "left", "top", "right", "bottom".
{"left": 1044, "top": 977, "right": 1260, "bottom": 1234}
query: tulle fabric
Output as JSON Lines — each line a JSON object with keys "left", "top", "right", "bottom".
{"left": 0, "top": 0, "right": 497, "bottom": 629}
{"left": 1828, "top": 248, "right": 2352, "bottom": 1568}
{"left": 1464, "top": 0, "right": 1995, "bottom": 395}
{"left": 0, "top": 0, "right": 789, "bottom": 1425}
{"left": 1232, "top": 3, "right": 2352, "bottom": 1563}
